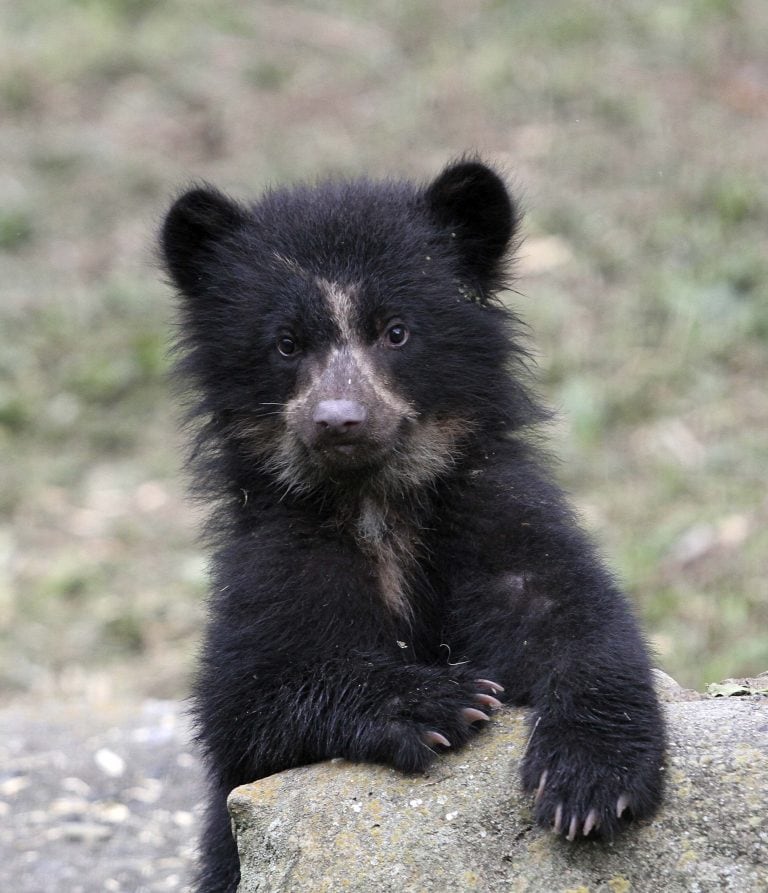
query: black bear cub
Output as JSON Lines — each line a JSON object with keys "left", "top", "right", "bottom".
{"left": 161, "top": 159, "right": 665, "bottom": 892}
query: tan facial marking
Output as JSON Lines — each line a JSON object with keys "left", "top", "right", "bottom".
{"left": 348, "top": 345, "right": 415, "bottom": 418}
{"left": 316, "top": 278, "right": 357, "bottom": 343}
{"left": 315, "top": 278, "right": 417, "bottom": 417}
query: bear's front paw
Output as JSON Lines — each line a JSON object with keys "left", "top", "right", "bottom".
{"left": 521, "top": 718, "right": 664, "bottom": 840}
{"left": 382, "top": 676, "right": 505, "bottom": 773}
{"left": 422, "top": 678, "right": 506, "bottom": 747}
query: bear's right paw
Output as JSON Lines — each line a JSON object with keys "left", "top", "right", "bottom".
{"left": 381, "top": 676, "right": 505, "bottom": 772}
{"left": 421, "top": 679, "right": 505, "bottom": 747}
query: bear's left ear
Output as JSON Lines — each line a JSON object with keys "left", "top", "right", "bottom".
{"left": 161, "top": 186, "right": 248, "bottom": 300}
{"left": 424, "top": 160, "right": 518, "bottom": 287}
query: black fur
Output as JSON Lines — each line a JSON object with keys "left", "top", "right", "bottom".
{"left": 161, "top": 160, "right": 665, "bottom": 893}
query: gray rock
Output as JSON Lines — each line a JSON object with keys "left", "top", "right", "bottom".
{"left": 230, "top": 685, "right": 768, "bottom": 893}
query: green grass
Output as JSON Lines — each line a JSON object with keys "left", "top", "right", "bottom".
{"left": 1, "top": 0, "right": 766, "bottom": 697}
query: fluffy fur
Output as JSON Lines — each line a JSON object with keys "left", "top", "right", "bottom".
{"left": 161, "top": 160, "right": 665, "bottom": 893}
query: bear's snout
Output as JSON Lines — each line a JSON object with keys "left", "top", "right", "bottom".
{"left": 312, "top": 399, "right": 368, "bottom": 436}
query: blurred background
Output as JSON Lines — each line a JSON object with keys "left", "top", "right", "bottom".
{"left": 1, "top": 0, "right": 766, "bottom": 705}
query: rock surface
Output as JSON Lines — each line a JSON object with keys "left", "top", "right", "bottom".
{"left": 231, "top": 678, "right": 768, "bottom": 893}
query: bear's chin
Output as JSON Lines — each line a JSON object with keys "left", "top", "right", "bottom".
{"left": 310, "top": 441, "right": 385, "bottom": 474}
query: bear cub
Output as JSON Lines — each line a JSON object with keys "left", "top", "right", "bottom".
{"left": 161, "top": 159, "right": 666, "bottom": 893}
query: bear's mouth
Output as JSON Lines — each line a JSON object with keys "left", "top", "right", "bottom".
{"left": 314, "top": 438, "right": 384, "bottom": 468}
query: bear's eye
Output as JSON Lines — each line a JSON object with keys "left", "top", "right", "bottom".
{"left": 384, "top": 321, "right": 409, "bottom": 348}
{"left": 276, "top": 334, "right": 299, "bottom": 357}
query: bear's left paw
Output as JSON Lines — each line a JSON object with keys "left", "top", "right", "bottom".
{"left": 521, "top": 724, "right": 664, "bottom": 840}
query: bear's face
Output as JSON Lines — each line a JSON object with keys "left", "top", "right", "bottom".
{"left": 162, "top": 161, "right": 523, "bottom": 496}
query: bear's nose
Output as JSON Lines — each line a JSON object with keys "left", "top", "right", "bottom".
{"left": 312, "top": 399, "right": 367, "bottom": 435}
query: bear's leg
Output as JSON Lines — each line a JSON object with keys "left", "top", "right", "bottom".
{"left": 195, "top": 787, "right": 240, "bottom": 893}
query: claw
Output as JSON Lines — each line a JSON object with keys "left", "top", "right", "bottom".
{"left": 461, "top": 707, "right": 490, "bottom": 724}
{"left": 567, "top": 815, "right": 579, "bottom": 842}
{"left": 475, "top": 678, "right": 505, "bottom": 694}
{"left": 617, "top": 793, "right": 631, "bottom": 819}
{"left": 534, "top": 770, "right": 547, "bottom": 804}
{"left": 474, "top": 693, "right": 503, "bottom": 709}
{"left": 553, "top": 803, "right": 563, "bottom": 835}
{"left": 583, "top": 809, "right": 599, "bottom": 837}
{"left": 422, "top": 730, "right": 451, "bottom": 748}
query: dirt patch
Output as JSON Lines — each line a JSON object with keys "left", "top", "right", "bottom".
{"left": 0, "top": 698, "right": 203, "bottom": 892}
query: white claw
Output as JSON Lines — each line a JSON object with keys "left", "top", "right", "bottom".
{"left": 583, "top": 809, "right": 599, "bottom": 837}
{"left": 567, "top": 815, "right": 579, "bottom": 841}
{"left": 475, "top": 693, "right": 503, "bottom": 709}
{"left": 475, "top": 678, "right": 505, "bottom": 694}
{"left": 553, "top": 803, "right": 563, "bottom": 835}
{"left": 535, "top": 770, "right": 547, "bottom": 804}
{"left": 617, "top": 793, "right": 631, "bottom": 818}
{"left": 422, "top": 730, "right": 451, "bottom": 748}
{"left": 462, "top": 707, "right": 490, "bottom": 724}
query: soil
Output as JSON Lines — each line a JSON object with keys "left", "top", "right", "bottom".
{"left": 0, "top": 698, "right": 204, "bottom": 892}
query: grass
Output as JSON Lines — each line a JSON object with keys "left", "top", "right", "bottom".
{"left": 0, "top": 0, "right": 766, "bottom": 697}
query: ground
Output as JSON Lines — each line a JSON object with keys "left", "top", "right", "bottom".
{"left": 0, "top": 698, "right": 201, "bottom": 892}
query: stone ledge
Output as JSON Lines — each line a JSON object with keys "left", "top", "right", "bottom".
{"left": 230, "top": 676, "right": 768, "bottom": 893}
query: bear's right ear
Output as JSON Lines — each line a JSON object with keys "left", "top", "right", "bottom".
{"left": 160, "top": 186, "right": 247, "bottom": 298}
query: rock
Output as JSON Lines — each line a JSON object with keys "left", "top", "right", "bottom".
{"left": 707, "top": 671, "right": 768, "bottom": 698}
{"left": 229, "top": 685, "right": 768, "bottom": 893}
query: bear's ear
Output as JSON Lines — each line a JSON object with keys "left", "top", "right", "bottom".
{"left": 161, "top": 186, "right": 247, "bottom": 298}
{"left": 424, "top": 160, "right": 518, "bottom": 286}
